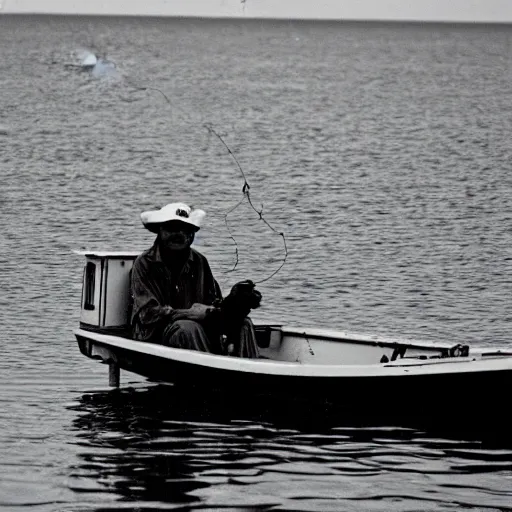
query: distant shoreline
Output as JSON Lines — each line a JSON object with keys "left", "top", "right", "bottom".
{"left": 1, "top": 13, "right": 511, "bottom": 26}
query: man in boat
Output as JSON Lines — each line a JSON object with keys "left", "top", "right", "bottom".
{"left": 130, "top": 202, "right": 261, "bottom": 358}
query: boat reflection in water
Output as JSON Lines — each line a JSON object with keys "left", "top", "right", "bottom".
{"left": 67, "top": 384, "right": 512, "bottom": 511}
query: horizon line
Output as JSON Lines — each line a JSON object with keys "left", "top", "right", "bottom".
{"left": 1, "top": 12, "right": 512, "bottom": 25}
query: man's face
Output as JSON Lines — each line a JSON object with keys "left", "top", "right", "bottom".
{"left": 159, "top": 221, "right": 196, "bottom": 251}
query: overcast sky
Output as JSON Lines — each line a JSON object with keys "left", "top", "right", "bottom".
{"left": 3, "top": 0, "right": 512, "bottom": 22}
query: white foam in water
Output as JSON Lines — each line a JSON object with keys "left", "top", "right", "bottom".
{"left": 91, "top": 59, "right": 117, "bottom": 78}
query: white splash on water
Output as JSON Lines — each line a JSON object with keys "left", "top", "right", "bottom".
{"left": 91, "top": 58, "right": 117, "bottom": 78}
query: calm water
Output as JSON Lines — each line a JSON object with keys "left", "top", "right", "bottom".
{"left": 1, "top": 15, "right": 512, "bottom": 511}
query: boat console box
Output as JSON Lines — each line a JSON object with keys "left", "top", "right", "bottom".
{"left": 78, "top": 251, "right": 139, "bottom": 335}
{"left": 74, "top": 251, "right": 512, "bottom": 422}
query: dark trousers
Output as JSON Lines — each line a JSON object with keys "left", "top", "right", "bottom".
{"left": 161, "top": 318, "right": 259, "bottom": 358}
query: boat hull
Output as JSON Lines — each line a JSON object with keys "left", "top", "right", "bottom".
{"left": 75, "top": 329, "right": 512, "bottom": 433}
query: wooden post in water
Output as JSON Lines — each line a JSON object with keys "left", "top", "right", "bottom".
{"left": 109, "top": 362, "right": 120, "bottom": 387}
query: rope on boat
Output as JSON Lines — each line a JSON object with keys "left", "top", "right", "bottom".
{"left": 303, "top": 332, "right": 315, "bottom": 356}
{"left": 125, "top": 80, "right": 288, "bottom": 284}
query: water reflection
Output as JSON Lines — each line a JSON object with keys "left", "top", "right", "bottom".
{"left": 69, "top": 386, "right": 211, "bottom": 508}
{"left": 68, "top": 385, "right": 512, "bottom": 511}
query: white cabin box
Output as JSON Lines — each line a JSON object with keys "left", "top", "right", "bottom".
{"left": 78, "top": 251, "right": 140, "bottom": 333}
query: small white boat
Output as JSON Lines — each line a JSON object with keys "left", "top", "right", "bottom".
{"left": 81, "top": 52, "right": 98, "bottom": 69}
{"left": 64, "top": 51, "right": 116, "bottom": 76}
{"left": 74, "top": 251, "right": 512, "bottom": 424}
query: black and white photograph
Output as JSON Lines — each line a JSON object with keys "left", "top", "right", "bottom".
{"left": 1, "top": 1, "right": 512, "bottom": 510}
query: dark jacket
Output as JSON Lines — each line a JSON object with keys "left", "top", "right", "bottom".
{"left": 131, "top": 241, "right": 221, "bottom": 342}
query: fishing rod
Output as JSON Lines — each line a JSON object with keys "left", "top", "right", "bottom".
{"left": 125, "top": 80, "right": 288, "bottom": 284}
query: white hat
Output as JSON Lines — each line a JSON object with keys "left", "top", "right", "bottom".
{"left": 141, "top": 203, "right": 206, "bottom": 234}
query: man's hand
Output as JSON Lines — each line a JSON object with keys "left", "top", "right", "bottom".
{"left": 187, "top": 303, "right": 213, "bottom": 322}
{"left": 171, "top": 303, "right": 214, "bottom": 323}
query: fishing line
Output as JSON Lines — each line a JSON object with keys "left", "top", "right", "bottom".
{"left": 124, "top": 79, "right": 287, "bottom": 284}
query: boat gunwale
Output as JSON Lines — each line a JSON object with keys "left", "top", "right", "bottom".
{"left": 75, "top": 328, "right": 512, "bottom": 378}
{"left": 73, "top": 250, "right": 141, "bottom": 258}
{"left": 281, "top": 326, "right": 456, "bottom": 350}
